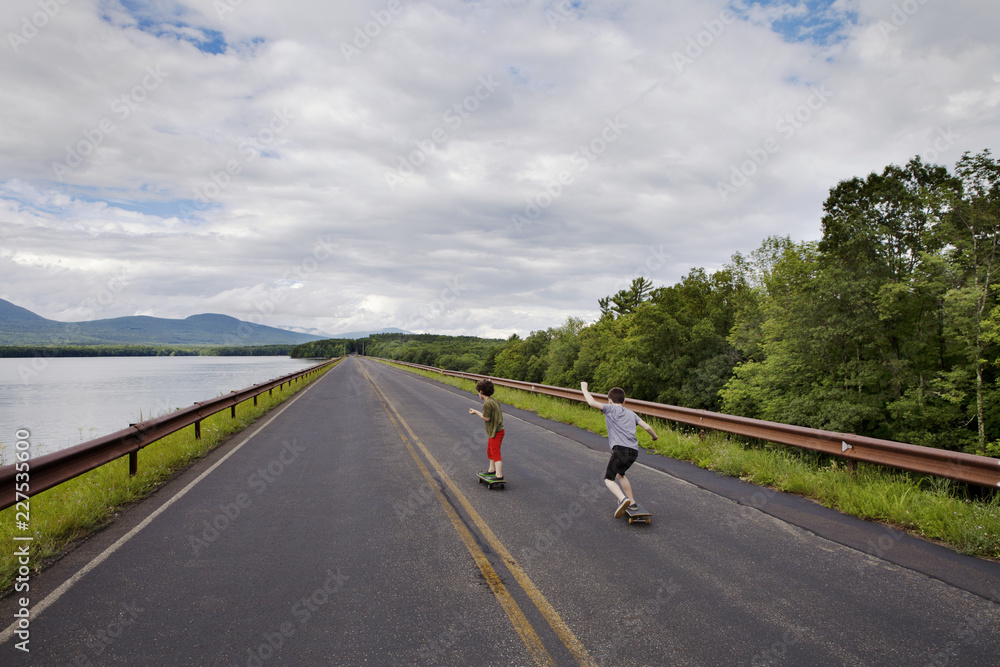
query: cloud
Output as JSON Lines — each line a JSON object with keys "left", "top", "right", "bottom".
{"left": 1, "top": 0, "right": 997, "bottom": 338}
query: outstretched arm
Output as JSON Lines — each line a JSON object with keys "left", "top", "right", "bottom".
{"left": 637, "top": 417, "right": 658, "bottom": 441}
{"left": 580, "top": 381, "right": 604, "bottom": 410}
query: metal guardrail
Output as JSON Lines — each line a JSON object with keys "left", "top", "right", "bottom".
{"left": 383, "top": 359, "right": 1000, "bottom": 488}
{"left": 0, "top": 358, "right": 339, "bottom": 511}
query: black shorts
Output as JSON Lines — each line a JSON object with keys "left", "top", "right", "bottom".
{"left": 605, "top": 446, "right": 638, "bottom": 480}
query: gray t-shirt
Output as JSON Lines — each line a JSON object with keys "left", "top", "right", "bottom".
{"left": 602, "top": 403, "right": 640, "bottom": 450}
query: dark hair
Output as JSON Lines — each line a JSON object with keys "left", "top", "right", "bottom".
{"left": 608, "top": 387, "right": 626, "bottom": 404}
{"left": 475, "top": 379, "right": 495, "bottom": 396}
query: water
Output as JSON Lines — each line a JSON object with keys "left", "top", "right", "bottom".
{"left": 0, "top": 356, "right": 317, "bottom": 462}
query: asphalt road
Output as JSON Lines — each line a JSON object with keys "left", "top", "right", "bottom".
{"left": 2, "top": 357, "right": 1000, "bottom": 665}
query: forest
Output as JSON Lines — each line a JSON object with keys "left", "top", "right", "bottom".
{"left": 294, "top": 150, "right": 1000, "bottom": 457}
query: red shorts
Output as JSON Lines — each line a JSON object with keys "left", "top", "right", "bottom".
{"left": 487, "top": 429, "right": 505, "bottom": 462}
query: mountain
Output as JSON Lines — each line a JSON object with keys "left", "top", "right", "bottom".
{"left": 323, "top": 327, "right": 413, "bottom": 340}
{"left": 0, "top": 299, "right": 326, "bottom": 346}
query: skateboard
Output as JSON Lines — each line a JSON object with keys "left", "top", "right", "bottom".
{"left": 477, "top": 472, "right": 505, "bottom": 490}
{"left": 623, "top": 503, "right": 651, "bottom": 524}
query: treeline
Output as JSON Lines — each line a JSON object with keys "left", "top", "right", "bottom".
{"left": 290, "top": 334, "right": 505, "bottom": 370}
{"left": 347, "top": 150, "right": 1000, "bottom": 457}
{"left": 0, "top": 345, "right": 295, "bottom": 357}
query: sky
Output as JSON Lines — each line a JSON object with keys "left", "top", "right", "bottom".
{"left": 0, "top": 0, "right": 997, "bottom": 339}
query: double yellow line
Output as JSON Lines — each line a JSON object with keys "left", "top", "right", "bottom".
{"left": 359, "top": 363, "right": 596, "bottom": 667}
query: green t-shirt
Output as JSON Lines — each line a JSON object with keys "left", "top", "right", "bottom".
{"left": 482, "top": 396, "right": 504, "bottom": 438}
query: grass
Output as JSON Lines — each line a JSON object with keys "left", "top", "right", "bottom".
{"left": 383, "top": 360, "right": 1000, "bottom": 562}
{"left": 0, "top": 360, "right": 339, "bottom": 593}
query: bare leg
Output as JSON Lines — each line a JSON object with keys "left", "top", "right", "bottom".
{"left": 604, "top": 477, "right": 625, "bottom": 501}
{"left": 495, "top": 460, "right": 503, "bottom": 478}
{"left": 487, "top": 460, "right": 496, "bottom": 473}
{"left": 618, "top": 474, "right": 635, "bottom": 504}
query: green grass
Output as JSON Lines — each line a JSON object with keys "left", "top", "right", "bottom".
{"left": 382, "top": 360, "right": 1000, "bottom": 562}
{"left": 0, "top": 360, "right": 339, "bottom": 593}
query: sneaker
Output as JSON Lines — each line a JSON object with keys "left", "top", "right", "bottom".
{"left": 479, "top": 470, "right": 496, "bottom": 478}
{"left": 614, "top": 497, "right": 632, "bottom": 518}
{"left": 492, "top": 476, "right": 505, "bottom": 482}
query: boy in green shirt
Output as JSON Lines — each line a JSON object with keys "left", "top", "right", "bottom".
{"left": 468, "top": 379, "right": 505, "bottom": 480}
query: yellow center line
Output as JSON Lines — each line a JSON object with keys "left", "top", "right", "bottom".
{"left": 360, "top": 361, "right": 598, "bottom": 667}
{"left": 359, "top": 363, "right": 554, "bottom": 666}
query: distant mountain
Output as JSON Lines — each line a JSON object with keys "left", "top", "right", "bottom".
{"left": 0, "top": 299, "right": 326, "bottom": 346}
{"left": 323, "top": 327, "right": 413, "bottom": 340}
{"left": 277, "top": 325, "right": 335, "bottom": 338}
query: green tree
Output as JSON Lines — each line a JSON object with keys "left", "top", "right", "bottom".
{"left": 939, "top": 149, "right": 1000, "bottom": 448}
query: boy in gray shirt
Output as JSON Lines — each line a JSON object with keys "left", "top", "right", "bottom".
{"left": 581, "top": 382, "right": 658, "bottom": 517}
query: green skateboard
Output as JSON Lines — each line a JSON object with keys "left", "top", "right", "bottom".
{"left": 477, "top": 472, "right": 505, "bottom": 490}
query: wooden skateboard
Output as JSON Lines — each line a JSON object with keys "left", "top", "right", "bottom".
{"left": 477, "top": 472, "right": 505, "bottom": 490}
{"left": 623, "top": 503, "right": 651, "bottom": 524}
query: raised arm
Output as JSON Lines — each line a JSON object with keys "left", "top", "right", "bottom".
{"left": 580, "top": 381, "right": 605, "bottom": 410}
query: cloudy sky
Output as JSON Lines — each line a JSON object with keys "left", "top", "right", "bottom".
{"left": 0, "top": 0, "right": 997, "bottom": 339}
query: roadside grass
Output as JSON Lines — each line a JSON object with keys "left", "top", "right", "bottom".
{"left": 0, "top": 361, "right": 338, "bottom": 593}
{"left": 382, "top": 360, "right": 1000, "bottom": 561}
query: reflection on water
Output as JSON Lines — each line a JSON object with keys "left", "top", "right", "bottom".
{"left": 0, "top": 356, "right": 316, "bottom": 461}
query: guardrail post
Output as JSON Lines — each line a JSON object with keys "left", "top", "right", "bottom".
{"left": 195, "top": 420, "right": 201, "bottom": 440}
{"left": 231, "top": 405, "right": 236, "bottom": 419}
{"left": 253, "top": 395, "right": 258, "bottom": 406}
{"left": 129, "top": 451, "right": 138, "bottom": 477}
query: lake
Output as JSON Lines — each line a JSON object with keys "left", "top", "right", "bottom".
{"left": 0, "top": 356, "right": 317, "bottom": 463}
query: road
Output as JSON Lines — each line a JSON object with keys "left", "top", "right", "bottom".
{"left": 2, "top": 356, "right": 999, "bottom": 665}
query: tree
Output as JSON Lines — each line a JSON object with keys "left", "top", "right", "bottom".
{"left": 939, "top": 149, "right": 1000, "bottom": 448}
{"left": 599, "top": 277, "right": 653, "bottom": 318}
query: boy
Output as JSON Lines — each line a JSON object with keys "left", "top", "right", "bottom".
{"left": 581, "top": 381, "right": 658, "bottom": 517}
{"left": 468, "top": 379, "right": 505, "bottom": 481}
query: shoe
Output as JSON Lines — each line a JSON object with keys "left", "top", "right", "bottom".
{"left": 614, "top": 497, "right": 632, "bottom": 518}
{"left": 492, "top": 476, "right": 505, "bottom": 482}
{"left": 479, "top": 470, "right": 496, "bottom": 478}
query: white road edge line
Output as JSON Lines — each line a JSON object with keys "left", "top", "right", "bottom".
{"left": 0, "top": 369, "right": 331, "bottom": 646}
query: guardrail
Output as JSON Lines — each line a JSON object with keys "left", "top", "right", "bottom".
{"left": 0, "top": 358, "right": 340, "bottom": 511}
{"left": 382, "top": 359, "right": 1000, "bottom": 489}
